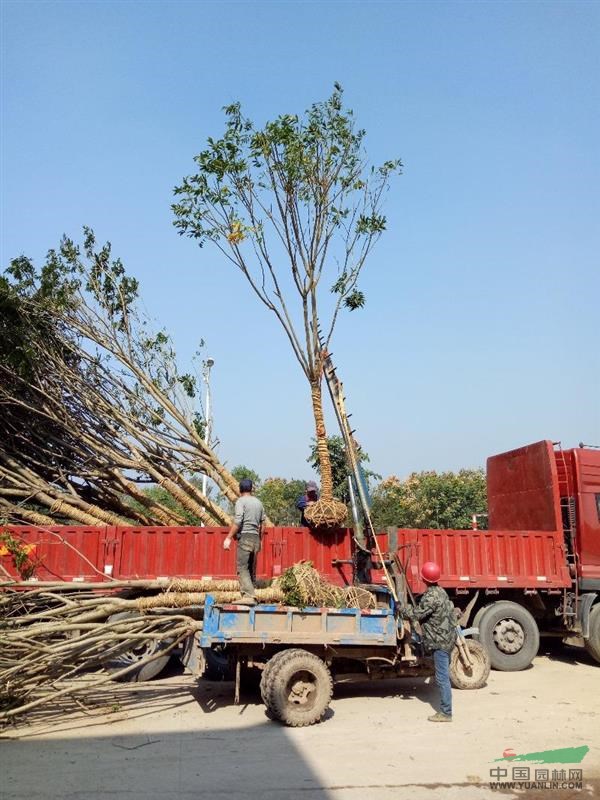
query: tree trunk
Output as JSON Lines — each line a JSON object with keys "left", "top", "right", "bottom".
{"left": 310, "top": 379, "right": 334, "bottom": 499}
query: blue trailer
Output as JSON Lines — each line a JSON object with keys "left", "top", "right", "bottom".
{"left": 195, "top": 590, "right": 490, "bottom": 726}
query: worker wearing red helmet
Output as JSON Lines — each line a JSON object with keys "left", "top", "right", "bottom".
{"left": 400, "top": 561, "right": 457, "bottom": 722}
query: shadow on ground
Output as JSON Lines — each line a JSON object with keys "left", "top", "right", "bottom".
{"left": 1, "top": 718, "right": 332, "bottom": 800}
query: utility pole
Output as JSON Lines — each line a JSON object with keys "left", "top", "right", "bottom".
{"left": 201, "top": 357, "right": 215, "bottom": 503}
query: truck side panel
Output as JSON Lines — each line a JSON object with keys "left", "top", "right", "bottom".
{"left": 200, "top": 597, "right": 397, "bottom": 647}
{"left": 0, "top": 525, "right": 111, "bottom": 581}
{"left": 375, "top": 528, "right": 571, "bottom": 594}
{"left": 1, "top": 525, "right": 353, "bottom": 586}
{"left": 573, "top": 448, "right": 600, "bottom": 586}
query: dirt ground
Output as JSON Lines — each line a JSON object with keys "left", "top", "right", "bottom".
{"left": 1, "top": 642, "right": 598, "bottom": 800}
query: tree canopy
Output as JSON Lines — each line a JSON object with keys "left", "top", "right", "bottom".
{"left": 370, "top": 469, "right": 488, "bottom": 530}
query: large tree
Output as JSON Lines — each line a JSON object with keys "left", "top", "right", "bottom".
{"left": 173, "top": 85, "right": 400, "bottom": 527}
{"left": 0, "top": 230, "right": 243, "bottom": 527}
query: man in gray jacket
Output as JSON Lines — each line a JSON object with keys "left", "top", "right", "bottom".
{"left": 223, "top": 479, "right": 266, "bottom": 603}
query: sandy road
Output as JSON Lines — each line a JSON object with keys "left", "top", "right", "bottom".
{"left": 1, "top": 644, "right": 598, "bottom": 800}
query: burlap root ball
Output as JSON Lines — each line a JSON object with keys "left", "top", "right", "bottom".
{"left": 303, "top": 497, "right": 347, "bottom": 528}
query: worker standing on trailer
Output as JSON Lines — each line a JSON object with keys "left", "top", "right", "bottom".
{"left": 401, "top": 561, "right": 457, "bottom": 722}
{"left": 223, "top": 479, "right": 266, "bottom": 604}
{"left": 296, "top": 480, "right": 319, "bottom": 526}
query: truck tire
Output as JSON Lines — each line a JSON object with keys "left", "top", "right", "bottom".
{"left": 450, "top": 640, "right": 491, "bottom": 689}
{"left": 584, "top": 604, "right": 600, "bottom": 664}
{"left": 262, "top": 648, "right": 332, "bottom": 727}
{"left": 478, "top": 601, "right": 539, "bottom": 671}
{"left": 103, "top": 612, "right": 172, "bottom": 682}
{"left": 472, "top": 604, "right": 492, "bottom": 634}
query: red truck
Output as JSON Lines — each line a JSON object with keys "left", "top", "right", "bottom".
{"left": 372, "top": 440, "right": 600, "bottom": 670}
{"left": 2, "top": 440, "right": 599, "bottom": 673}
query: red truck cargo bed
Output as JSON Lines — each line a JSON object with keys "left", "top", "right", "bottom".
{"left": 0, "top": 525, "right": 353, "bottom": 586}
{"left": 375, "top": 528, "right": 572, "bottom": 594}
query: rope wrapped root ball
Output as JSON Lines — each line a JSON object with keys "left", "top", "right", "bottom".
{"left": 342, "top": 586, "right": 376, "bottom": 610}
{"left": 303, "top": 497, "right": 347, "bottom": 528}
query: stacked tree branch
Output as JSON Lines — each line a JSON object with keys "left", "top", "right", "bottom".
{"left": 0, "top": 232, "right": 258, "bottom": 528}
{"left": 0, "top": 578, "right": 284, "bottom": 723}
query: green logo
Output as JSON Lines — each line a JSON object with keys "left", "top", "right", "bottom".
{"left": 495, "top": 746, "right": 589, "bottom": 765}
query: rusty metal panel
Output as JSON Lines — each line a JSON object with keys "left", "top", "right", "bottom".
{"left": 0, "top": 526, "right": 109, "bottom": 582}
{"left": 373, "top": 528, "right": 571, "bottom": 593}
{"left": 487, "top": 440, "right": 562, "bottom": 531}
{"left": 200, "top": 596, "right": 397, "bottom": 647}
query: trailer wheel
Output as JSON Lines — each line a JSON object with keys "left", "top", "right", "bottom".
{"left": 262, "top": 649, "right": 332, "bottom": 727}
{"left": 584, "top": 604, "right": 600, "bottom": 664}
{"left": 260, "top": 650, "right": 289, "bottom": 706}
{"left": 450, "top": 640, "right": 491, "bottom": 689}
{"left": 103, "top": 612, "right": 172, "bottom": 682}
{"left": 478, "top": 601, "right": 539, "bottom": 671}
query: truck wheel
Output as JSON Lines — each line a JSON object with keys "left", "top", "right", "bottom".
{"left": 478, "top": 601, "right": 539, "bottom": 671}
{"left": 584, "top": 604, "right": 600, "bottom": 664}
{"left": 450, "top": 640, "right": 491, "bottom": 689}
{"left": 262, "top": 649, "right": 332, "bottom": 727}
{"left": 103, "top": 612, "right": 172, "bottom": 682}
{"left": 472, "top": 604, "right": 491, "bottom": 634}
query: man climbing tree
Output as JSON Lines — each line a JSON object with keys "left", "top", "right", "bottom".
{"left": 173, "top": 85, "right": 400, "bottom": 527}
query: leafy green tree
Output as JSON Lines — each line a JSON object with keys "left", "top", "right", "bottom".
{"left": 370, "top": 469, "right": 488, "bottom": 530}
{"left": 308, "top": 436, "right": 380, "bottom": 502}
{"left": 173, "top": 85, "right": 400, "bottom": 526}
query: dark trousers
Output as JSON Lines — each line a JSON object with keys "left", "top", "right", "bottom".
{"left": 433, "top": 649, "right": 452, "bottom": 716}
{"left": 236, "top": 536, "right": 260, "bottom": 597}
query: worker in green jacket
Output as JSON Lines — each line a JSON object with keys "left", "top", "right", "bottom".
{"left": 401, "top": 561, "right": 457, "bottom": 722}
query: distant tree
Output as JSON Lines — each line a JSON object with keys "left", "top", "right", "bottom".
{"left": 173, "top": 85, "right": 400, "bottom": 527}
{"left": 370, "top": 469, "right": 488, "bottom": 530}
{"left": 226, "top": 468, "right": 305, "bottom": 526}
{"left": 258, "top": 478, "right": 307, "bottom": 526}
{"left": 308, "top": 436, "right": 380, "bottom": 503}
{"left": 231, "top": 465, "right": 262, "bottom": 490}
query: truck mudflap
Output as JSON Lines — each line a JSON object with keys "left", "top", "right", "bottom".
{"left": 578, "top": 592, "right": 598, "bottom": 639}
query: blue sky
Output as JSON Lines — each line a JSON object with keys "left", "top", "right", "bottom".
{"left": 2, "top": 0, "right": 599, "bottom": 482}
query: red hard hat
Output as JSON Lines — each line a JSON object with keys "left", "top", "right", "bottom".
{"left": 421, "top": 561, "right": 441, "bottom": 583}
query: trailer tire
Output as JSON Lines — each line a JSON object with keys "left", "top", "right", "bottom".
{"left": 260, "top": 650, "right": 289, "bottom": 706}
{"left": 450, "top": 640, "right": 491, "bottom": 689}
{"left": 478, "top": 601, "right": 539, "bottom": 671}
{"left": 584, "top": 604, "right": 600, "bottom": 664}
{"left": 262, "top": 649, "right": 332, "bottom": 727}
{"left": 103, "top": 612, "right": 172, "bottom": 682}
